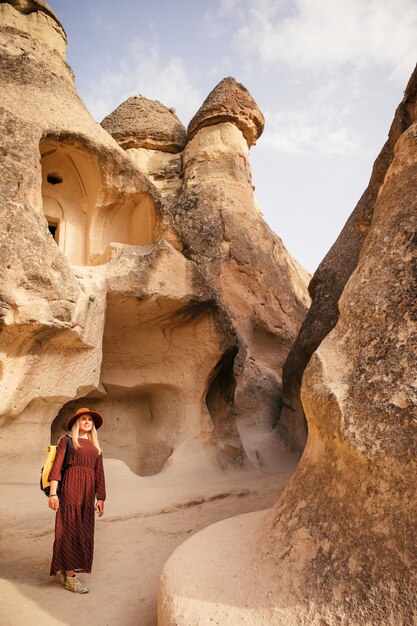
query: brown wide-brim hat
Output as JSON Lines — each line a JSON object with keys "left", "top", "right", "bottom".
{"left": 67, "top": 407, "right": 103, "bottom": 431}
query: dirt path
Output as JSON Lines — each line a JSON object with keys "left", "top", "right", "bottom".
{"left": 0, "top": 457, "right": 293, "bottom": 626}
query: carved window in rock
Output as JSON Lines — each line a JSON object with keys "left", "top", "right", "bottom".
{"left": 40, "top": 139, "right": 98, "bottom": 266}
{"left": 47, "top": 218, "right": 59, "bottom": 241}
{"left": 40, "top": 138, "right": 158, "bottom": 266}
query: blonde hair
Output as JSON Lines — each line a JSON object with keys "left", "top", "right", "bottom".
{"left": 70, "top": 418, "right": 102, "bottom": 454}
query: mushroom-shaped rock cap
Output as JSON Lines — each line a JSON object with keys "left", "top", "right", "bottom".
{"left": 1, "top": 0, "right": 66, "bottom": 34}
{"left": 101, "top": 96, "right": 187, "bottom": 153}
{"left": 187, "top": 77, "right": 265, "bottom": 147}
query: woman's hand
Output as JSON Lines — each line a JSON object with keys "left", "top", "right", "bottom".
{"left": 95, "top": 500, "right": 104, "bottom": 517}
{"left": 49, "top": 495, "right": 59, "bottom": 511}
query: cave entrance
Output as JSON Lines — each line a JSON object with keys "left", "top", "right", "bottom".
{"left": 206, "top": 346, "right": 238, "bottom": 433}
{"left": 51, "top": 383, "right": 184, "bottom": 477}
{"left": 205, "top": 346, "right": 246, "bottom": 465}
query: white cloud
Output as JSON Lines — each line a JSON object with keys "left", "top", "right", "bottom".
{"left": 232, "top": 0, "right": 417, "bottom": 82}
{"left": 263, "top": 104, "right": 363, "bottom": 157}
{"left": 204, "top": 9, "right": 226, "bottom": 38}
{"left": 219, "top": 0, "right": 246, "bottom": 17}
{"left": 91, "top": 10, "right": 119, "bottom": 37}
{"left": 205, "top": 0, "right": 246, "bottom": 38}
{"left": 84, "top": 38, "right": 202, "bottom": 124}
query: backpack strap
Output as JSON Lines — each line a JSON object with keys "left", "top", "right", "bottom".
{"left": 56, "top": 436, "right": 72, "bottom": 496}
{"left": 62, "top": 435, "right": 72, "bottom": 472}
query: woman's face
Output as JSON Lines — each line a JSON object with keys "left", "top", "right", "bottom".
{"left": 78, "top": 414, "right": 93, "bottom": 435}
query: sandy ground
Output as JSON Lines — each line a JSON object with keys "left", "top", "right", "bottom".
{"left": 0, "top": 438, "right": 296, "bottom": 626}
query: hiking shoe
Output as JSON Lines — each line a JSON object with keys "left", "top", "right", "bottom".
{"left": 64, "top": 575, "right": 89, "bottom": 594}
{"left": 55, "top": 570, "right": 66, "bottom": 586}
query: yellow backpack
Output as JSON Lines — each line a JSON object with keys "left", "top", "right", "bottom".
{"left": 40, "top": 435, "right": 72, "bottom": 496}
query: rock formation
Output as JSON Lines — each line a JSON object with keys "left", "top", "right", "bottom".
{"left": 0, "top": 1, "right": 309, "bottom": 476}
{"left": 277, "top": 66, "right": 417, "bottom": 452}
{"left": 158, "top": 65, "right": 417, "bottom": 625}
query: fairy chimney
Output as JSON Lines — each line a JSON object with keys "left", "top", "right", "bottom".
{"left": 187, "top": 76, "right": 265, "bottom": 147}
{"left": 101, "top": 96, "right": 186, "bottom": 198}
{"left": 101, "top": 96, "right": 187, "bottom": 153}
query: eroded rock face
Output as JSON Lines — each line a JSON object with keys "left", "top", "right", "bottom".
{"left": 257, "top": 107, "right": 417, "bottom": 624}
{"left": 0, "top": 3, "right": 309, "bottom": 474}
{"left": 278, "top": 64, "right": 417, "bottom": 453}
{"left": 158, "top": 66, "right": 417, "bottom": 625}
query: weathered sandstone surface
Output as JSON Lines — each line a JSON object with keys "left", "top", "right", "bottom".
{"left": 278, "top": 66, "right": 417, "bottom": 452}
{"left": 0, "top": 1, "right": 309, "bottom": 477}
{"left": 158, "top": 67, "right": 417, "bottom": 625}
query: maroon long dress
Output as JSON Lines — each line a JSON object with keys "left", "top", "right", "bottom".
{"left": 49, "top": 436, "right": 106, "bottom": 575}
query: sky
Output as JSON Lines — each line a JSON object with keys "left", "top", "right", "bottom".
{"left": 49, "top": 0, "right": 416, "bottom": 273}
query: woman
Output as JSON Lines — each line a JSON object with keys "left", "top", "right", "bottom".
{"left": 48, "top": 407, "right": 106, "bottom": 593}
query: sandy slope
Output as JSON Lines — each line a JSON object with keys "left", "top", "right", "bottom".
{"left": 0, "top": 439, "right": 295, "bottom": 626}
